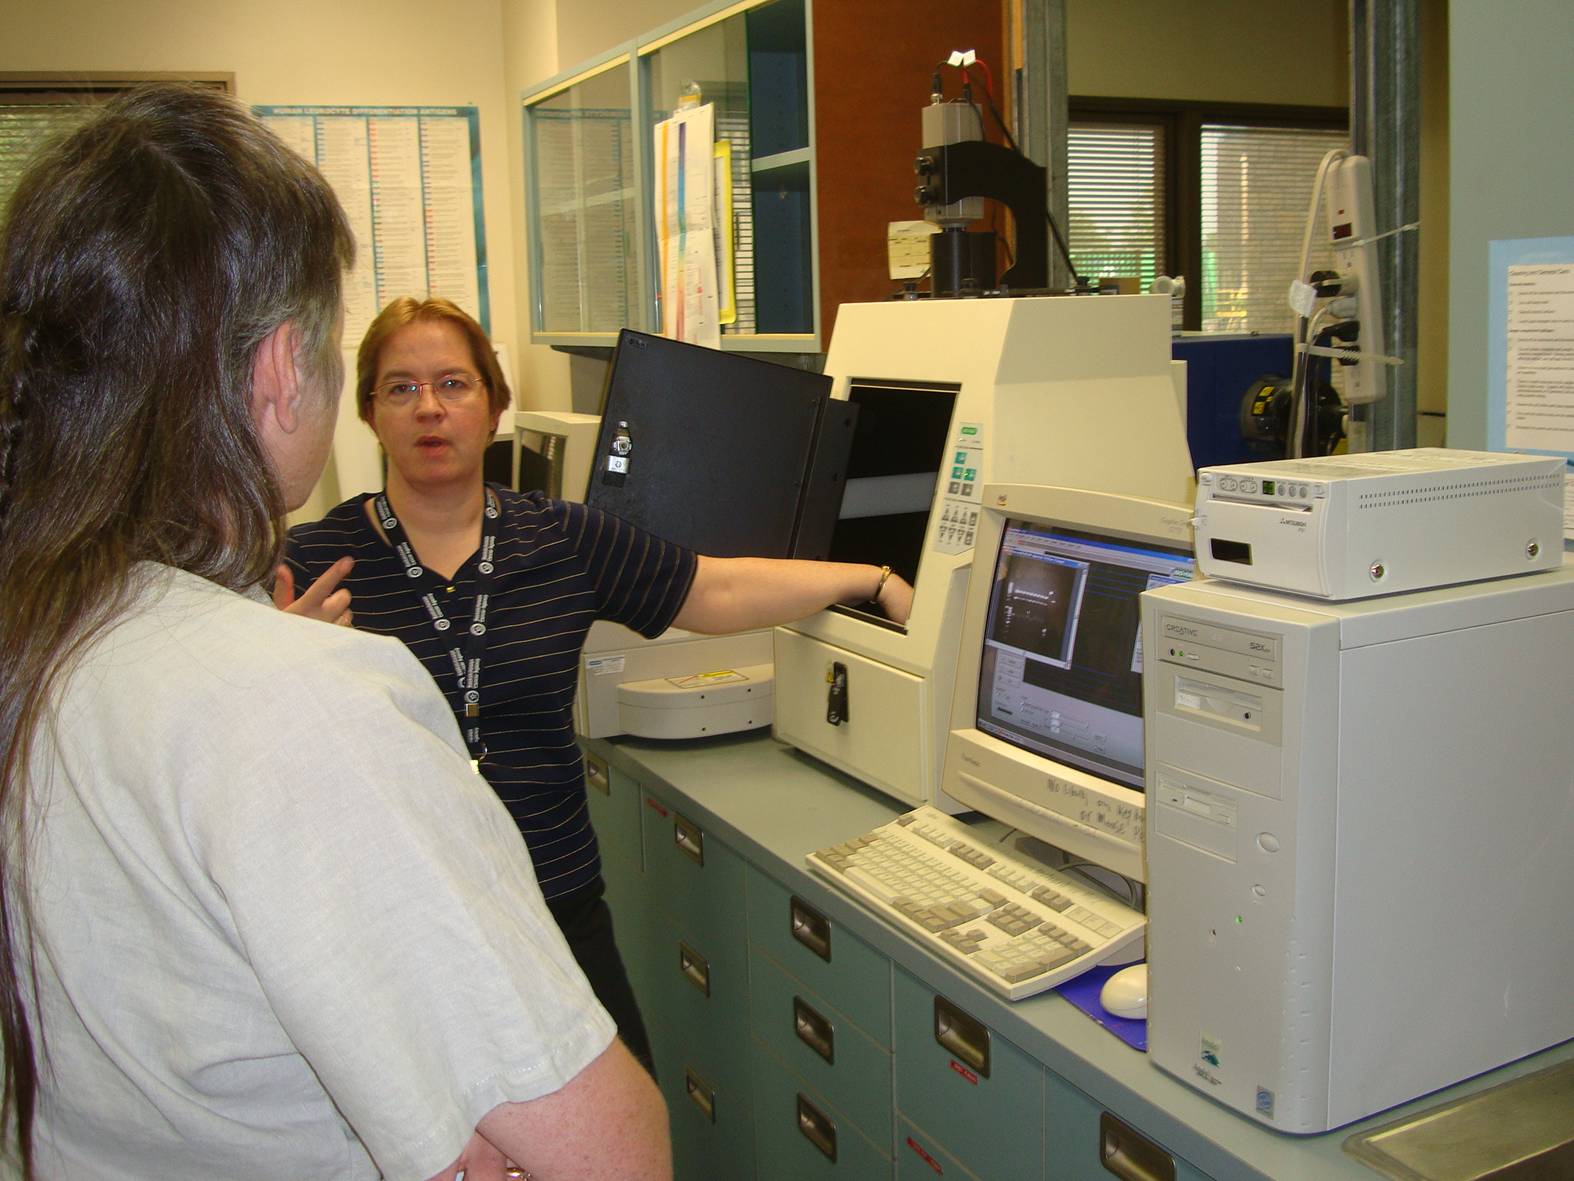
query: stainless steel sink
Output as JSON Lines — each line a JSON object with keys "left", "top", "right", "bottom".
{"left": 1343, "top": 1059, "right": 1574, "bottom": 1180}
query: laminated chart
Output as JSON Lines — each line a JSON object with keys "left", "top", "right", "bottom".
{"left": 258, "top": 105, "right": 488, "bottom": 342}
{"left": 1488, "top": 236, "right": 1574, "bottom": 541}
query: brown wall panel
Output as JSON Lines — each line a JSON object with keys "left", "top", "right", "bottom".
{"left": 812, "top": 0, "right": 1005, "bottom": 344}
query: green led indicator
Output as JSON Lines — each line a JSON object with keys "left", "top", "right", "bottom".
{"left": 1263, "top": 479, "right": 1276, "bottom": 495}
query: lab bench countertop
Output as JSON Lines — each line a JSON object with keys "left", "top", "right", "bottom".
{"left": 588, "top": 729, "right": 1574, "bottom": 1181}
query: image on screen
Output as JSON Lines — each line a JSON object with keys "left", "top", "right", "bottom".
{"left": 976, "top": 520, "right": 1195, "bottom": 788}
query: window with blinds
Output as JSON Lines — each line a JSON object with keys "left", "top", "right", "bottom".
{"left": 1066, "top": 121, "right": 1166, "bottom": 291}
{"left": 1200, "top": 123, "right": 1350, "bottom": 333}
{"left": 0, "top": 104, "right": 94, "bottom": 217}
{"left": 2, "top": 78, "right": 232, "bottom": 222}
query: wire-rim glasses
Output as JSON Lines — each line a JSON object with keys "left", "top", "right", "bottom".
{"left": 373, "top": 373, "right": 486, "bottom": 407}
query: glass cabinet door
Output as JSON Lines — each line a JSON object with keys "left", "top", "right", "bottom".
{"left": 522, "top": 0, "right": 816, "bottom": 351}
{"left": 524, "top": 53, "right": 643, "bottom": 339}
{"left": 639, "top": 0, "right": 814, "bottom": 347}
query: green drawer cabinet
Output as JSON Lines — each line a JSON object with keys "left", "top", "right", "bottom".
{"left": 745, "top": 867, "right": 891, "bottom": 1046}
{"left": 897, "top": 1115, "right": 983, "bottom": 1181}
{"left": 639, "top": 785, "right": 755, "bottom": 1179}
{"left": 640, "top": 787, "right": 748, "bottom": 950}
{"left": 748, "top": 946, "right": 892, "bottom": 1149}
{"left": 581, "top": 752, "right": 659, "bottom": 1003}
{"left": 582, "top": 750, "right": 643, "bottom": 904}
{"left": 1044, "top": 1070, "right": 1216, "bottom": 1181}
{"left": 893, "top": 968, "right": 1045, "bottom": 1179}
{"left": 648, "top": 914, "right": 756, "bottom": 1179}
{"left": 751, "top": 1038, "right": 892, "bottom": 1179}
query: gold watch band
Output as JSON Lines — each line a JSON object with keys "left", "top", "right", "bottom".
{"left": 872, "top": 564, "right": 894, "bottom": 602}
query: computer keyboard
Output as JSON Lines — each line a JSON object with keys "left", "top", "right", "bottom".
{"left": 806, "top": 805, "right": 1146, "bottom": 1001}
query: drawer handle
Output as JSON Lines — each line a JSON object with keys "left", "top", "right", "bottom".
{"left": 789, "top": 895, "right": 832, "bottom": 962}
{"left": 673, "top": 813, "right": 704, "bottom": 865}
{"left": 583, "top": 751, "right": 610, "bottom": 795}
{"left": 1099, "top": 1111, "right": 1176, "bottom": 1181}
{"left": 795, "top": 1093, "right": 838, "bottom": 1163}
{"left": 792, "top": 996, "right": 835, "bottom": 1064}
{"left": 684, "top": 1068, "right": 716, "bottom": 1123}
{"left": 678, "top": 941, "right": 711, "bottom": 997}
{"left": 934, "top": 994, "right": 991, "bottom": 1079}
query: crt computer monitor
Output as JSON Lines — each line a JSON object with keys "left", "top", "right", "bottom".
{"left": 940, "top": 483, "right": 1196, "bottom": 883}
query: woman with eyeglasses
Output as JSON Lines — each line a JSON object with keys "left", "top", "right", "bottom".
{"left": 283, "top": 297, "right": 912, "bottom": 1075}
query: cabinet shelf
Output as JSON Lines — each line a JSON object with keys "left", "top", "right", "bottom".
{"left": 750, "top": 147, "right": 810, "bottom": 173}
{"left": 534, "top": 186, "right": 637, "bottom": 220}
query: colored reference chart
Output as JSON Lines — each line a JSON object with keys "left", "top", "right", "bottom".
{"left": 258, "top": 105, "right": 489, "bottom": 343}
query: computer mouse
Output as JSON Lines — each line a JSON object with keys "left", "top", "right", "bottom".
{"left": 1099, "top": 963, "right": 1148, "bottom": 1020}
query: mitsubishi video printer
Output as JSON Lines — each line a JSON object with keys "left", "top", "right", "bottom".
{"left": 1192, "top": 448, "right": 1564, "bottom": 599}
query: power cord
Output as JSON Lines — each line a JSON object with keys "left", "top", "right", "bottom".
{"left": 995, "top": 829, "right": 1143, "bottom": 909}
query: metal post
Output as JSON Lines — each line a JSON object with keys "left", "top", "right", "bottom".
{"left": 1348, "top": 0, "right": 1419, "bottom": 453}
{"left": 1019, "top": 0, "right": 1070, "bottom": 291}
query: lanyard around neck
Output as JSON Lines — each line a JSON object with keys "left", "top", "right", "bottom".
{"left": 372, "top": 489, "right": 501, "bottom": 758}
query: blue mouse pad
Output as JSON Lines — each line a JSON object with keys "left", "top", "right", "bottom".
{"left": 1058, "top": 965, "right": 1147, "bottom": 1051}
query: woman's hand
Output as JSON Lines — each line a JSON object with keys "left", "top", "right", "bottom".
{"left": 273, "top": 556, "right": 354, "bottom": 627}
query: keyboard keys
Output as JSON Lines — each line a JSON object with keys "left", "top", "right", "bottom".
{"left": 805, "top": 805, "right": 1147, "bottom": 1001}
{"left": 1031, "top": 885, "right": 1075, "bottom": 912}
{"left": 949, "top": 843, "right": 995, "bottom": 869}
{"left": 986, "top": 903, "right": 1042, "bottom": 937}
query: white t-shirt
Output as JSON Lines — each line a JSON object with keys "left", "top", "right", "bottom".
{"left": 19, "top": 566, "right": 616, "bottom": 1180}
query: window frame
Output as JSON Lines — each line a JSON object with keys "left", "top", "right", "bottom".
{"left": 0, "top": 72, "right": 234, "bottom": 100}
{"left": 1068, "top": 97, "right": 1347, "bottom": 329}
{"left": 2, "top": 73, "right": 235, "bottom": 220}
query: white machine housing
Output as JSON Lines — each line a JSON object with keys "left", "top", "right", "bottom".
{"left": 774, "top": 296, "right": 1195, "bottom": 810}
{"left": 575, "top": 624, "right": 773, "bottom": 739}
{"left": 1141, "top": 561, "right": 1574, "bottom": 1132}
{"left": 1194, "top": 448, "right": 1564, "bottom": 600}
{"left": 940, "top": 484, "right": 1195, "bottom": 882}
{"left": 513, "top": 409, "right": 600, "bottom": 500}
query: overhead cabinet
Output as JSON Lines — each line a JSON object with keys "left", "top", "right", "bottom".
{"left": 522, "top": 0, "right": 1005, "bottom": 353}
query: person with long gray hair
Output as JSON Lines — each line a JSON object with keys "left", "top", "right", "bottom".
{"left": 0, "top": 85, "right": 668, "bottom": 1180}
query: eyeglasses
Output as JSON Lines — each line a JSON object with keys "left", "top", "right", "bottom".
{"left": 372, "top": 373, "right": 486, "bottom": 407}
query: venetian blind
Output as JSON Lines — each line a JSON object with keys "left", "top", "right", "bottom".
{"left": 1200, "top": 123, "right": 1349, "bottom": 333}
{"left": 1066, "top": 122, "right": 1166, "bottom": 291}
{"left": 0, "top": 103, "right": 94, "bottom": 218}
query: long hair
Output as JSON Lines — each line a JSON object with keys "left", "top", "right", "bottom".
{"left": 0, "top": 84, "right": 354, "bottom": 1174}
{"left": 355, "top": 295, "right": 513, "bottom": 424}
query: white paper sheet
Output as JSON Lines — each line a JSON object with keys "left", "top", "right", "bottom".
{"left": 1506, "top": 263, "right": 1574, "bottom": 454}
{"left": 653, "top": 104, "right": 720, "bottom": 348}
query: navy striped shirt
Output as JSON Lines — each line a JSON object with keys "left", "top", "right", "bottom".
{"left": 285, "top": 487, "right": 698, "bottom": 900}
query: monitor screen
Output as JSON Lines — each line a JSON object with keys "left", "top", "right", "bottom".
{"left": 976, "top": 520, "right": 1195, "bottom": 789}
